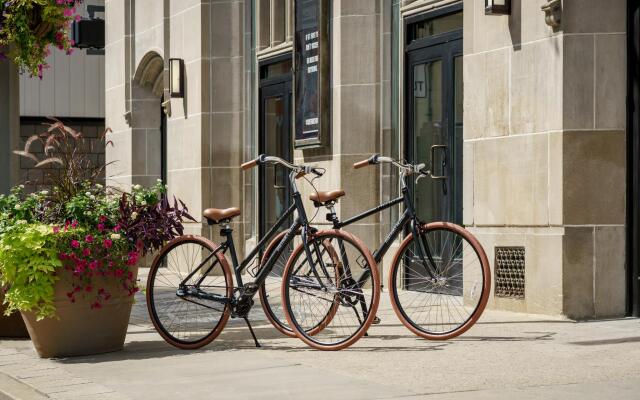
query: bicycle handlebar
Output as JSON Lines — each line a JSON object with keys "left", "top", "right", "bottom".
{"left": 241, "top": 154, "right": 324, "bottom": 178}
{"left": 353, "top": 154, "right": 429, "bottom": 176}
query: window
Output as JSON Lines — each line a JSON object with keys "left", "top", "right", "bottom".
{"left": 258, "top": 0, "right": 293, "bottom": 50}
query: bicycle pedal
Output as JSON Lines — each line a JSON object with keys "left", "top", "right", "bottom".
{"left": 372, "top": 316, "right": 382, "bottom": 325}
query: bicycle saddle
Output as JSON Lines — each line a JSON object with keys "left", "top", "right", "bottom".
{"left": 203, "top": 207, "right": 241, "bottom": 224}
{"left": 309, "top": 190, "right": 345, "bottom": 206}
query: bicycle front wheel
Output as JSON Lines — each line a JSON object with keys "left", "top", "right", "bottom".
{"left": 282, "top": 230, "right": 380, "bottom": 351}
{"left": 147, "top": 236, "right": 233, "bottom": 349}
{"left": 389, "top": 222, "right": 490, "bottom": 340}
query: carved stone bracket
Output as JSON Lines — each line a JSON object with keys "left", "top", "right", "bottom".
{"left": 541, "top": 0, "right": 562, "bottom": 28}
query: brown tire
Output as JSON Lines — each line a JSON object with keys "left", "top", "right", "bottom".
{"left": 388, "top": 222, "right": 490, "bottom": 340}
{"left": 282, "top": 229, "right": 380, "bottom": 351}
{"left": 146, "top": 235, "right": 233, "bottom": 349}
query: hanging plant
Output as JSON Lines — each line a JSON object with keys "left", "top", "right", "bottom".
{"left": 0, "top": 0, "right": 83, "bottom": 78}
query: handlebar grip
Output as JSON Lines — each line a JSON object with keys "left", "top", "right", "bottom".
{"left": 241, "top": 159, "right": 258, "bottom": 170}
{"left": 353, "top": 159, "right": 370, "bottom": 169}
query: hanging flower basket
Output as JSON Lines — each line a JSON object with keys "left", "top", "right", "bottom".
{"left": 0, "top": 0, "right": 83, "bottom": 78}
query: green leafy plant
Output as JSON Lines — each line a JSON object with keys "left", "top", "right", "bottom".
{"left": 0, "top": 223, "right": 63, "bottom": 319}
{"left": 1, "top": 121, "right": 194, "bottom": 319}
{"left": 0, "top": 0, "right": 83, "bottom": 77}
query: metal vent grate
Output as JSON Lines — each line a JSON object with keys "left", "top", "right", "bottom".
{"left": 495, "top": 247, "right": 525, "bottom": 299}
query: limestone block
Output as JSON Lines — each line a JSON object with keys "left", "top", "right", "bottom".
{"left": 563, "top": 130, "right": 625, "bottom": 225}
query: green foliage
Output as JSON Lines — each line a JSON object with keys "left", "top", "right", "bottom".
{"left": 0, "top": 224, "right": 64, "bottom": 320}
{"left": 0, "top": 186, "right": 48, "bottom": 233}
{"left": 61, "top": 182, "right": 119, "bottom": 227}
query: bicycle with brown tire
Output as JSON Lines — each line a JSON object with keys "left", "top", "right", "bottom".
{"left": 145, "top": 155, "right": 380, "bottom": 351}
{"left": 280, "top": 154, "right": 491, "bottom": 341}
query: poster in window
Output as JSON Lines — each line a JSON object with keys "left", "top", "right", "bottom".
{"left": 293, "top": 0, "right": 329, "bottom": 148}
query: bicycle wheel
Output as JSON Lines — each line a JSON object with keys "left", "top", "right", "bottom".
{"left": 259, "top": 231, "right": 340, "bottom": 337}
{"left": 258, "top": 230, "right": 297, "bottom": 337}
{"left": 282, "top": 230, "right": 380, "bottom": 350}
{"left": 147, "top": 235, "right": 233, "bottom": 349}
{"left": 389, "top": 222, "right": 490, "bottom": 340}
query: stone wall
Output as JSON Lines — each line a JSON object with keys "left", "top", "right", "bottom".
{"left": 463, "top": 0, "right": 627, "bottom": 318}
{"left": 105, "top": 0, "right": 246, "bottom": 244}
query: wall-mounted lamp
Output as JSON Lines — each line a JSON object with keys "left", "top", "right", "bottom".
{"left": 485, "top": 0, "right": 511, "bottom": 15}
{"left": 169, "top": 58, "right": 184, "bottom": 98}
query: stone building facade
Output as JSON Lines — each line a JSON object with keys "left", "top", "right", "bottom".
{"left": 104, "top": 0, "right": 638, "bottom": 319}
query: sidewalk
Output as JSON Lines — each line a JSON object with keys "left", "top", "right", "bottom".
{"left": 1, "top": 292, "right": 640, "bottom": 399}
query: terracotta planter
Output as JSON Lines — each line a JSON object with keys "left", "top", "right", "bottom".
{"left": 0, "top": 292, "right": 29, "bottom": 339}
{"left": 21, "top": 266, "right": 138, "bottom": 358}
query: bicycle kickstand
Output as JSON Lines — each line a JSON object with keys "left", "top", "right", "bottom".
{"left": 244, "top": 317, "right": 262, "bottom": 348}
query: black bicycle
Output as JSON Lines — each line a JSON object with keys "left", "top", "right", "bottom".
{"left": 146, "top": 155, "right": 380, "bottom": 350}
{"left": 281, "top": 154, "right": 490, "bottom": 341}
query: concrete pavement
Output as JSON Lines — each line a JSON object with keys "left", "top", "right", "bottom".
{"left": 1, "top": 291, "right": 639, "bottom": 399}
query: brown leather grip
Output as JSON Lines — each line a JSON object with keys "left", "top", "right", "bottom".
{"left": 353, "top": 159, "right": 370, "bottom": 169}
{"left": 295, "top": 170, "right": 307, "bottom": 179}
{"left": 241, "top": 159, "right": 258, "bottom": 170}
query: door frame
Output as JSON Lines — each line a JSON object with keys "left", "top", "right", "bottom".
{"left": 626, "top": 0, "right": 640, "bottom": 316}
{"left": 258, "top": 54, "right": 293, "bottom": 239}
{"left": 403, "top": 4, "right": 463, "bottom": 224}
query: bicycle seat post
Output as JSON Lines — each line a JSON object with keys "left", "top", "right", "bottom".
{"left": 324, "top": 202, "right": 340, "bottom": 229}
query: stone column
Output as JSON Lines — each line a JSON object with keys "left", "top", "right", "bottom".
{"left": 295, "top": 0, "right": 382, "bottom": 255}
{"left": 463, "top": 0, "right": 627, "bottom": 318}
{"left": 0, "top": 53, "right": 20, "bottom": 194}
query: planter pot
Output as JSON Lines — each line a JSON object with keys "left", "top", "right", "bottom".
{"left": 21, "top": 266, "right": 138, "bottom": 358}
{"left": 0, "top": 292, "right": 29, "bottom": 339}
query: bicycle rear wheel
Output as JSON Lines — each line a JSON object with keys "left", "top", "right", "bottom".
{"left": 258, "top": 231, "right": 297, "bottom": 337}
{"left": 282, "top": 230, "right": 380, "bottom": 351}
{"left": 260, "top": 230, "right": 341, "bottom": 337}
{"left": 389, "top": 222, "right": 490, "bottom": 340}
{"left": 146, "top": 236, "right": 233, "bottom": 349}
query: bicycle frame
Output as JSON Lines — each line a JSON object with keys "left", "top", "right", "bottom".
{"left": 331, "top": 177, "right": 439, "bottom": 286}
{"left": 178, "top": 170, "right": 324, "bottom": 307}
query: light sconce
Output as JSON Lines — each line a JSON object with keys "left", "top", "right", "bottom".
{"left": 485, "top": 0, "right": 511, "bottom": 15}
{"left": 169, "top": 58, "right": 184, "bottom": 98}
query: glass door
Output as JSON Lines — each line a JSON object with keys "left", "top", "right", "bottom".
{"left": 259, "top": 57, "right": 293, "bottom": 238}
{"left": 406, "top": 9, "right": 463, "bottom": 225}
{"left": 404, "top": 6, "right": 463, "bottom": 291}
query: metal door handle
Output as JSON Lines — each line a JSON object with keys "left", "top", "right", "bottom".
{"left": 430, "top": 145, "right": 448, "bottom": 180}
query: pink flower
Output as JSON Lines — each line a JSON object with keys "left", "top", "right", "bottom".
{"left": 53, "top": 226, "right": 60, "bottom": 234}
{"left": 103, "top": 239, "right": 113, "bottom": 249}
{"left": 56, "top": 0, "right": 65, "bottom": 4}
{"left": 99, "top": 215, "right": 107, "bottom": 223}
{"left": 70, "top": 240, "right": 80, "bottom": 249}
{"left": 71, "top": 220, "right": 78, "bottom": 228}
{"left": 82, "top": 248, "right": 91, "bottom": 257}
{"left": 114, "top": 269, "right": 124, "bottom": 277}
{"left": 63, "top": 8, "right": 73, "bottom": 17}
{"left": 89, "top": 261, "right": 98, "bottom": 271}
{"left": 75, "top": 15, "right": 81, "bottom": 22}
{"left": 97, "top": 223, "right": 105, "bottom": 232}
{"left": 85, "top": 235, "right": 94, "bottom": 243}
{"left": 126, "top": 251, "right": 139, "bottom": 266}
{"left": 113, "top": 224, "right": 121, "bottom": 233}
